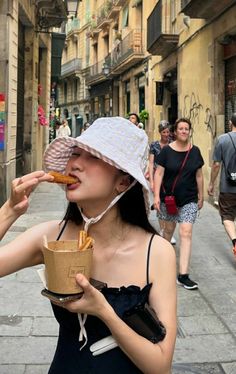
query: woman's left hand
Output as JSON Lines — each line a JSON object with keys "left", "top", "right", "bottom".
{"left": 61, "top": 274, "right": 112, "bottom": 318}
{"left": 198, "top": 198, "right": 203, "bottom": 210}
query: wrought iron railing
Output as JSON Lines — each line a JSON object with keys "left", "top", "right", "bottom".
{"left": 111, "top": 29, "right": 142, "bottom": 67}
{"left": 61, "top": 58, "right": 82, "bottom": 77}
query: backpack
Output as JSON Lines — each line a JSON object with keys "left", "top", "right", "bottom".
{"left": 223, "top": 133, "right": 236, "bottom": 186}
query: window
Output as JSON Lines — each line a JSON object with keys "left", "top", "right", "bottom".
{"left": 104, "top": 35, "right": 109, "bottom": 55}
{"left": 122, "top": 6, "right": 129, "bottom": 28}
{"left": 139, "top": 86, "right": 145, "bottom": 112}
{"left": 64, "top": 81, "right": 67, "bottom": 103}
{"left": 125, "top": 81, "right": 130, "bottom": 114}
{"left": 74, "top": 79, "right": 78, "bottom": 101}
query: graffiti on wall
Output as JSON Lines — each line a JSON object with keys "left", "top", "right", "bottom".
{"left": 183, "top": 93, "right": 216, "bottom": 139}
{"left": 183, "top": 93, "right": 203, "bottom": 125}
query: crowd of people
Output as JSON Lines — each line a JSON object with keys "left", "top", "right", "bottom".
{"left": 0, "top": 113, "right": 236, "bottom": 373}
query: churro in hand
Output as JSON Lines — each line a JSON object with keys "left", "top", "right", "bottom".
{"left": 48, "top": 171, "right": 77, "bottom": 185}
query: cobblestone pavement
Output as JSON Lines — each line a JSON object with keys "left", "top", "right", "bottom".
{"left": 0, "top": 183, "right": 236, "bottom": 373}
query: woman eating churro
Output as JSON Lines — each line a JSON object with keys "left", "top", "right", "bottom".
{"left": 0, "top": 117, "right": 176, "bottom": 374}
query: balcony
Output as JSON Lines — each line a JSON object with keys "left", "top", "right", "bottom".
{"left": 147, "top": 0, "right": 178, "bottom": 57}
{"left": 95, "top": 1, "right": 113, "bottom": 29}
{"left": 109, "top": 4, "right": 121, "bottom": 19}
{"left": 86, "top": 54, "right": 111, "bottom": 85}
{"left": 66, "top": 18, "right": 80, "bottom": 34}
{"left": 181, "top": 0, "right": 236, "bottom": 20}
{"left": 110, "top": 29, "right": 144, "bottom": 74}
{"left": 61, "top": 58, "right": 82, "bottom": 78}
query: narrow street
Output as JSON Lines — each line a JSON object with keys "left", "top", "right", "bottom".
{"left": 0, "top": 183, "right": 236, "bottom": 373}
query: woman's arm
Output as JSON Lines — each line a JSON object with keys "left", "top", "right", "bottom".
{"left": 148, "top": 154, "right": 155, "bottom": 191}
{"left": 196, "top": 168, "right": 204, "bottom": 209}
{"left": 0, "top": 171, "right": 53, "bottom": 240}
{"left": 153, "top": 165, "right": 165, "bottom": 212}
{"left": 65, "top": 236, "right": 177, "bottom": 374}
{"left": 0, "top": 220, "right": 60, "bottom": 277}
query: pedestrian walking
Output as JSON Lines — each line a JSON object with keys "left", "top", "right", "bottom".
{"left": 153, "top": 118, "right": 204, "bottom": 290}
{"left": 149, "top": 120, "right": 176, "bottom": 245}
{"left": 0, "top": 117, "right": 176, "bottom": 373}
{"left": 128, "top": 112, "right": 140, "bottom": 126}
{"left": 208, "top": 112, "right": 236, "bottom": 257}
{"left": 57, "top": 119, "right": 71, "bottom": 137}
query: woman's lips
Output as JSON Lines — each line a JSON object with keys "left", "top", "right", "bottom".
{"left": 67, "top": 175, "right": 80, "bottom": 189}
{"left": 67, "top": 181, "right": 80, "bottom": 190}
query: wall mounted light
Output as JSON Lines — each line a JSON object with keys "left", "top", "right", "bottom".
{"left": 102, "top": 62, "right": 110, "bottom": 76}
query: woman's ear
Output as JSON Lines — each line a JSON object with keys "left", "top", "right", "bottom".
{"left": 116, "top": 174, "right": 132, "bottom": 193}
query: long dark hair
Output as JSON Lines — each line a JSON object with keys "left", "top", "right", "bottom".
{"left": 63, "top": 182, "right": 156, "bottom": 234}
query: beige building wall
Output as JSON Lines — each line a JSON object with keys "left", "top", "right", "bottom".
{"left": 0, "top": 0, "right": 52, "bottom": 204}
{"left": 149, "top": 1, "right": 236, "bottom": 199}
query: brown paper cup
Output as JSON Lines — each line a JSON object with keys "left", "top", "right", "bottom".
{"left": 43, "top": 240, "right": 93, "bottom": 294}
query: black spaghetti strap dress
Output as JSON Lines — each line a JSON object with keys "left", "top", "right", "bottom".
{"left": 48, "top": 225, "right": 155, "bottom": 374}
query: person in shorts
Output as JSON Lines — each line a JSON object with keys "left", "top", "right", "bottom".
{"left": 208, "top": 112, "right": 236, "bottom": 257}
{"left": 153, "top": 118, "right": 204, "bottom": 290}
{"left": 149, "top": 120, "right": 176, "bottom": 245}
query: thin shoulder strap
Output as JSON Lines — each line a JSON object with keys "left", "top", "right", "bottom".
{"left": 56, "top": 220, "right": 68, "bottom": 241}
{"left": 146, "top": 233, "right": 155, "bottom": 284}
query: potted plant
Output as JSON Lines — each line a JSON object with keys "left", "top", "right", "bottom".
{"left": 139, "top": 109, "right": 149, "bottom": 124}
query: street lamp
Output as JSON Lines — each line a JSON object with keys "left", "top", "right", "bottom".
{"left": 66, "top": 0, "right": 79, "bottom": 18}
{"left": 102, "top": 62, "right": 110, "bottom": 76}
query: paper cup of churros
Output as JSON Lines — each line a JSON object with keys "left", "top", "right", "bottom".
{"left": 42, "top": 230, "right": 94, "bottom": 294}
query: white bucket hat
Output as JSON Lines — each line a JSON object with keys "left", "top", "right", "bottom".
{"left": 44, "top": 116, "right": 150, "bottom": 214}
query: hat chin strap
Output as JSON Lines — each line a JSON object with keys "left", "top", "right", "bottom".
{"left": 79, "top": 181, "right": 136, "bottom": 232}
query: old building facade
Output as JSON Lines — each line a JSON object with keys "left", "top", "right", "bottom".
{"left": 57, "top": 0, "right": 155, "bottom": 134}
{"left": 0, "top": 0, "right": 66, "bottom": 204}
{"left": 147, "top": 0, "right": 236, "bottom": 198}
{"left": 1, "top": 1, "right": 236, "bottom": 203}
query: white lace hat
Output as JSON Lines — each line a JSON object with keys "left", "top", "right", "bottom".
{"left": 43, "top": 116, "right": 150, "bottom": 213}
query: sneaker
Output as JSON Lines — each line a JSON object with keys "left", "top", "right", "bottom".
{"left": 170, "top": 236, "right": 176, "bottom": 245}
{"left": 177, "top": 274, "right": 198, "bottom": 290}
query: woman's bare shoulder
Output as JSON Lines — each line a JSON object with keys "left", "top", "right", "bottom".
{"left": 150, "top": 234, "right": 176, "bottom": 263}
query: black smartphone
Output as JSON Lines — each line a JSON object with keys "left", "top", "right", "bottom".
{"left": 123, "top": 303, "right": 166, "bottom": 343}
{"left": 41, "top": 278, "right": 107, "bottom": 304}
{"left": 41, "top": 289, "right": 82, "bottom": 303}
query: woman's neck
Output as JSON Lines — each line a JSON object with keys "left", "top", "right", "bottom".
{"left": 172, "top": 139, "right": 190, "bottom": 151}
{"left": 160, "top": 138, "right": 169, "bottom": 146}
{"left": 83, "top": 206, "right": 129, "bottom": 244}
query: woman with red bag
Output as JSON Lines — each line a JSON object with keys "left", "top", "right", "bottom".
{"left": 153, "top": 118, "right": 204, "bottom": 290}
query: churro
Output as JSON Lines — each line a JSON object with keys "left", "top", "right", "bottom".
{"left": 77, "top": 230, "right": 94, "bottom": 251}
{"left": 48, "top": 171, "right": 77, "bottom": 185}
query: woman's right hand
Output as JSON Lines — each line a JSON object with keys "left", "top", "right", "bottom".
{"left": 8, "top": 171, "right": 54, "bottom": 216}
